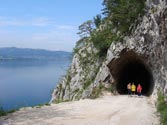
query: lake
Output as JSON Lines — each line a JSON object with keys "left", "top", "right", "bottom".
{"left": 0, "top": 59, "right": 71, "bottom": 110}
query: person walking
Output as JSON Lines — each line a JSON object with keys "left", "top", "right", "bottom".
{"left": 137, "top": 84, "right": 142, "bottom": 96}
{"left": 131, "top": 83, "right": 136, "bottom": 95}
{"left": 127, "top": 83, "right": 131, "bottom": 96}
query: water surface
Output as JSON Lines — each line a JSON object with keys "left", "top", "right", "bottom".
{"left": 0, "top": 59, "right": 70, "bottom": 110}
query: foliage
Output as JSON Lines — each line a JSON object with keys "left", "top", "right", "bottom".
{"left": 75, "top": 0, "right": 145, "bottom": 57}
{"left": 0, "top": 107, "right": 6, "bottom": 116}
{"left": 91, "top": 27, "right": 121, "bottom": 57}
{"left": 73, "top": 37, "right": 88, "bottom": 55}
{"left": 73, "top": 88, "right": 80, "bottom": 93}
{"left": 75, "top": 89, "right": 84, "bottom": 100}
{"left": 0, "top": 107, "right": 18, "bottom": 117}
{"left": 91, "top": 28, "right": 111, "bottom": 57}
{"left": 35, "top": 103, "right": 51, "bottom": 108}
{"left": 102, "top": 0, "right": 145, "bottom": 34}
{"left": 157, "top": 91, "right": 167, "bottom": 125}
{"left": 53, "top": 99, "right": 70, "bottom": 104}
{"left": 93, "top": 14, "right": 102, "bottom": 28}
{"left": 73, "top": 47, "right": 80, "bottom": 54}
{"left": 77, "top": 20, "right": 95, "bottom": 38}
{"left": 66, "top": 73, "right": 71, "bottom": 85}
{"left": 83, "top": 79, "right": 92, "bottom": 90}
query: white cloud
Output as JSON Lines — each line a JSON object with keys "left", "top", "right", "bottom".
{"left": 0, "top": 16, "right": 56, "bottom": 27}
{"left": 31, "top": 23, "right": 78, "bottom": 40}
{"left": 30, "top": 23, "right": 79, "bottom": 44}
{"left": 31, "top": 17, "right": 55, "bottom": 26}
{"left": 0, "top": 18, "right": 79, "bottom": 51}
{"left": 56, "top": 25, "right": 76, "bottom": 30}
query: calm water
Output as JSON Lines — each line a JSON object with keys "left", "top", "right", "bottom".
{"left": 0, "top": 59, "right": 70, "bottom": 110}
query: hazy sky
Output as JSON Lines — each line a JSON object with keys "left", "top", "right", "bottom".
{"left": 0, "top": 0, "right": 103, "bottom": 52}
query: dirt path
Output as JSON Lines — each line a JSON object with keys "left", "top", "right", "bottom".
{"left": 0, "top": 95, "right": 159, "bottom": 125}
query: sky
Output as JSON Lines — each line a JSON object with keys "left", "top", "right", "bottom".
{"left": 0, "top": 0, "right": 103, "bottom": 52}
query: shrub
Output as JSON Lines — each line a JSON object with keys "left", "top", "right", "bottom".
{"left": 83, "top": 79, "right": 92, "bottom": 90}
{"left": 0, "top": 107, "right": 18, "bottom": 116}
{"left": 35, "top": 103, "right": 50, "bottom": 108}
{"left": 90, "top": 0, "right": 145, "bottom": 57}
{"left": 0, "top": 107, "right": 6, "bottom": 116}
{"left": 91, "top": 28, "right": 112, "bottom": 57}
{"left": 53, "top": 99, "right": 70, "bottom": 104}
{"left": 73, "top": 47, "right": 80, "bottom": 54}
{"left": 157, "top": 91, "right": 167, "bottom": 125}
{"left": 102, "top": 0, "right": 145, "bottom": 34}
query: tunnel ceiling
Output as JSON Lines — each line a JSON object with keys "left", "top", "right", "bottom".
{"left": 107, "top": 49, "right": 154, "bottom": 96}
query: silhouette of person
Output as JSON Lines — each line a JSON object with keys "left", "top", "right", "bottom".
{"left": 127, "top": 83, "right": 131, "bottom": 96}
{"left": 131, "top": 83, "right": 136, "bottom": 95}
{"left": 137, "top": 84, "right": 142, "bottom": 96}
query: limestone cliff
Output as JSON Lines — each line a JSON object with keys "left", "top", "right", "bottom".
{"left": 51, "top": 0, "right": 167, "bottom": 103}
{"left": 50, "top": 38, "right": 102, "bottom": 102}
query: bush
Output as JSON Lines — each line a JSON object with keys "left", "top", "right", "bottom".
{"left": 157, "top": 91, "right": 167, "bottom": 125}
{"left": 83, "top": 79, "right": 92, "bottom": 90}
{"left": 0, "top": 107, "right": 18, "bottom": 117}
{"left": 35, "top": 103, "right": 51, "bottom": 108}
{"left": 0, "top": 107, "right": 6, "bottom": 116}
{"left": 75, "top": 0, "right": 145, "bottom": 58}
{"left": 91, "top": 27, "right": 121, "bottom": 57}
{"left": 73, "top": 47, "right": 79, "bottom": 54}
{"left": 102, "top": 0, "right": 145, "bottom": 34}
{"left": 90, "top": 0, "right": 145, "bottom": 57}
{"left": 53, "top": 99, "right": 70, "bottom": 104}
{"left": 91, "top": 28, "right": 112, "bottom": 57}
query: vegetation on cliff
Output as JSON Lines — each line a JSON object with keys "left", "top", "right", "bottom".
{"left": 157, "top": 91, "right": 167, "bottom": 125}
{"left": 0, "top": 107, "right": 17, "bottom": 117}
{"left": 76, "top": 0, "right": 145, "bottom": 57}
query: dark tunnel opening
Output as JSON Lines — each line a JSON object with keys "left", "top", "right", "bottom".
{"left": 108, "top": 49, "right": 154, "bottom": 96}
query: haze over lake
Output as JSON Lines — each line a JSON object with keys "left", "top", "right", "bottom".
{"left": 0, "top": 48, "right": 71, "bottom": 110}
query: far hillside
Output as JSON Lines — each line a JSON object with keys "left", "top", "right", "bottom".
{"left": 0, "top": 47, "right": 72, "bottom": 60}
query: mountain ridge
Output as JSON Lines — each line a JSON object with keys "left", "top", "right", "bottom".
{"left": 0, "top": 47, "right": 72, "bottom": 60}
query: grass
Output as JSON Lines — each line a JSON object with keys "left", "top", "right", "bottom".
{"left": 83, "top": 79, "right": 92, "bottom": 90}
{"left": 0, "top": 107, "right": 18, "bottom": 117}
{"left": 0, "top": 107, "right": 6, "bottom": 116}
{"left": 157, "top": 91, "right": 167, "bottom": 125}
{"left": 0, "top": 102, "right": 51, "bottom": 116}
{"left": 53, "top": 99, "right": 70, "bottom": 104}
{"left": 35, "top": 103, "right": 51, "bottom": 108}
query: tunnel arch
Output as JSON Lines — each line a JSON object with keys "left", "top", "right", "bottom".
{"left": 107, "top": 49, "right": 154, "bottom": 96}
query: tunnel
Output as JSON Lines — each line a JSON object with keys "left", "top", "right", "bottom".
{"left": 107, "top": 49, "right": 154, "bottom": 96}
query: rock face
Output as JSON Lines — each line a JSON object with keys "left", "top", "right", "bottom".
{"left": 50, "top": 39, "right": 102, "bottom": 102}
{"left": 51, "top": 0, "right": 167, "bottom": 103}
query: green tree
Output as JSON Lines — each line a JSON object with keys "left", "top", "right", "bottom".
{"left": 93, "top": 14, "right": 102, "bottom": 28}
{"left": 102, "top": 0, "right": 145, "bottom": 34}
{"left": 77, "top": 20, "right": 94, "bottom": 38}
{"left": 91, "top": 25, "right": 117, "bottom": 57}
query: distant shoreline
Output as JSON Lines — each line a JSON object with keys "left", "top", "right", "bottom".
{"left": 0, "top": 47, "right": 72, "bottom": 61}
{"left": 0, "top": 57, "right": 72, "bottom": 61}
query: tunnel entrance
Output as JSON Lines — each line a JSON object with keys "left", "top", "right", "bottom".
{"left": 107, "top": 49, "right": 154, "bottom": 96}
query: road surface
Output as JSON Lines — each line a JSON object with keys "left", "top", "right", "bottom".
{"left": 0, "top": 94, "right": 159, "bottom": 125}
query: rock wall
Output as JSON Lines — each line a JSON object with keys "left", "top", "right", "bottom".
{"left": 97, "top": 0, "right": 167, "bottom": 99}
{"left": 51, "top": 0, "right": 167, "bottom": 103}
{"left": 50, "top": 38, "right": 102, "bottom": 102}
